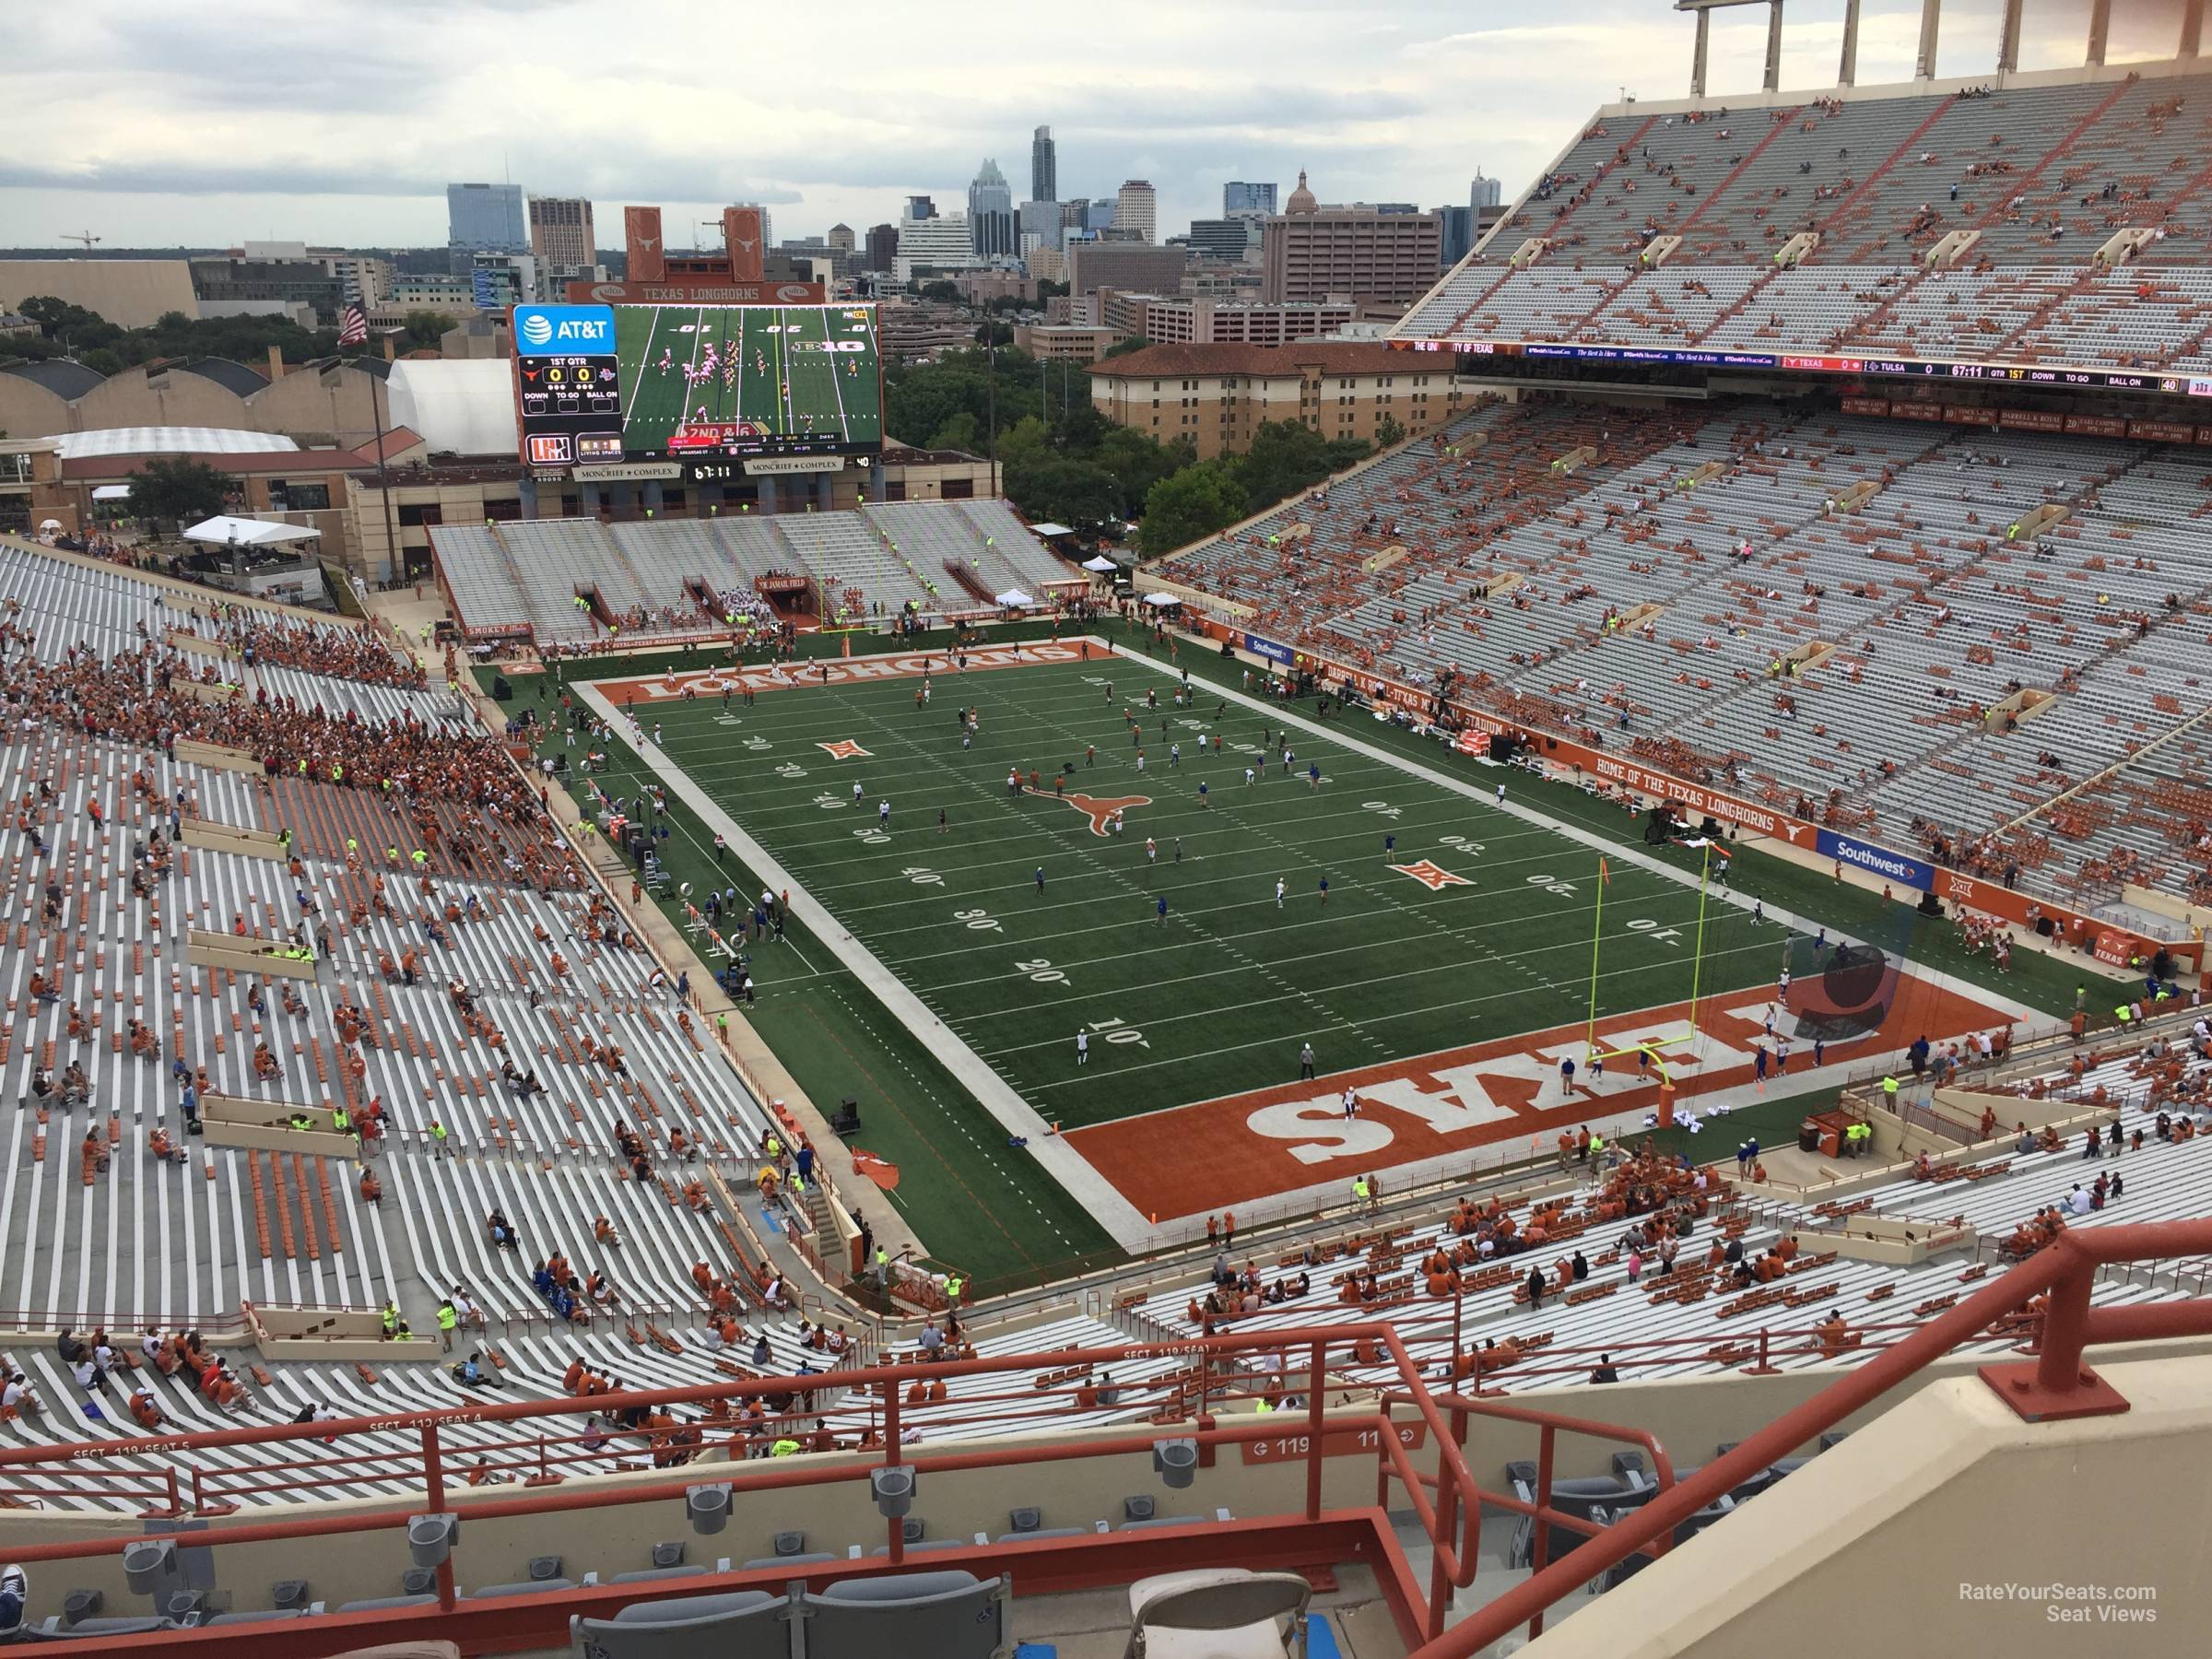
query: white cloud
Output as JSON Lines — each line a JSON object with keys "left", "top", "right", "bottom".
{"left": 0, "top": 0, "right": 2191, "bottom": 249}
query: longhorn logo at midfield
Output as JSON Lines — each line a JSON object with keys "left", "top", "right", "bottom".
{"left": 1054, "top": 791, "right": 1152, "bottom": 836}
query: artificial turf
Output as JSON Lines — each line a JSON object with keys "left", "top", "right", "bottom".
{"left": 491, "top": 618, "right": 2133, "bottom": 1289}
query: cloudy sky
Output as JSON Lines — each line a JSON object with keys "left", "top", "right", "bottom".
{"left": 1, "top": 0, "right": 2190, "bottom": 253}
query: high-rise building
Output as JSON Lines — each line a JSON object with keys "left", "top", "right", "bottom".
{"left": 895, "top": 211, "right": 981, "bottom": 283}
{"left": 1066, "top": 241, "right": 1186, "bottom": 298}
{"left": 319, "top": 253, "right": 394, "bottom": 308}
{"left": 1018, "top": 200, "right": 1065, "bottom": 254}
{"left": 527, "top": 196, "right": 595, "bottom": 269}
{"left": 968, "top": 159, "right": 1016, "bottom": 259}
{"left": 1113, "top": 181, "right": 1158, "bottom": 244}
{"left": 1262, "top": 171, "right": 1442, "bottom": 308}
{"left": 906, "top": 195, "right": 936, "bottom": 221}
{"left": 865, "top": 223, "right": 899, "bottom": 273}
{"left": 1184, "top": 219, "right": 1256, "bottom": 262}
{"left": 827, "top": 224, "right": 856, "bottom": 255}
{"left": 468, "top": 250, "right": 544, "bottom": 309}
{"left": 1223, "top": 182, "right": 1277, "bottom": 218}
{"left": 1436, "top": 205, "right": 1477, "bottom": 268}
{"left": 446, "top": 182, "right": 528, "bottom": 265}
{"left": 1085, "top": 199, "right": 1115, "bottom": 232}
{"left": 1031, "top": 126, "right": 1057, "bottom": 204}
{"left": 1472, "top": 171, "right": 1502, "bottom": 208}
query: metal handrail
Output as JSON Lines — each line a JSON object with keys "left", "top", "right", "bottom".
{"left": 1409, "top": 1217, "right": 2212, "bottom": 1656}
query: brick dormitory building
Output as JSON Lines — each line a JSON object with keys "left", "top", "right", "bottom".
{"left": 1086, "top": 342, "right": 1474, "bottom": 459}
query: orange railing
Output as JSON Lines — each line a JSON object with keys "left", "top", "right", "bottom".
{"left": 1409, "top": 1216, "right": 2212, "bottom": 1654}
{"left": 0, "top": 1222, "right": 2206, "bottom": 1656}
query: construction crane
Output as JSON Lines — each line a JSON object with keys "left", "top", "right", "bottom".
{"left": 59, "top": 230, "right": 101, "bottom": 251}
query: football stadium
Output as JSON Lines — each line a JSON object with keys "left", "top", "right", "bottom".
{"left": 7, "top": 14, "right": 2212, "bottom": 1658}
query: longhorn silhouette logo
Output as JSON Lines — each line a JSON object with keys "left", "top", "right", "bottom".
{"left": 1055, "top": 791, "right": 1151, "bottom": 836}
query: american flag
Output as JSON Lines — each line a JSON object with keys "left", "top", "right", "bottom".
{"left": 336, "top": 301, "right": 369, "bottom": 347}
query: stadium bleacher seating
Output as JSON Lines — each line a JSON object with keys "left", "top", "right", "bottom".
{"left": 433, "top": 504, "right": 1077, "bottom": 642}
{"left": 0, "top": 541, "right": 900, "bottom": 1508}
{"left": 1397, "top": 73, "right": 2212, "bottom": 375}
{"left": 1157, "top": 389, "right": 2212, "bottom": 912}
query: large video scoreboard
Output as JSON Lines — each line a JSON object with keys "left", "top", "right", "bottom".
{"left": 513, "top": 301, "right": 884, "bottom": 468}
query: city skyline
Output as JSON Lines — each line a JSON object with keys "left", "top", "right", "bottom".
{"left": 4, "top": 0, "right": 2170, "bottom": 256}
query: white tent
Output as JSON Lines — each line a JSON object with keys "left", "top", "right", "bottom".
{"left": 385, "top": 359, "right": 519, "bottom": 457}
{"left": 1029, "top": 522, "right": 1076, "bottom": 536}
{"left": 1142, "top": 591, "right": 1182, "bottom": 608}
{"left": 180, "top": 515, "right": 322, "bottom": 548}
{"left": 1081, "top": 555, "right": 1118, "bottom": 573}
{"left": 994, "top": 588, "right": 1035, "bottom": 608}
{"left": 90, "top": 485, "right": 134, "bottom": 502}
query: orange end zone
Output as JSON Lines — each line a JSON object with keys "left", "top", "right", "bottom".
{"left": 1065, "top": 965, "right": 2014, "bottom": 1222}
{"left": 587, "top": 635, "right": 1112, "bottom": 704}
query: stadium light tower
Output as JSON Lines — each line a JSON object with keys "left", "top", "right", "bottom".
{"left": 1996, "top": 0, "right": 2022, "bottom": 73}
{"left": 1673, "top": 0, "right": 1783, "bottom": 98}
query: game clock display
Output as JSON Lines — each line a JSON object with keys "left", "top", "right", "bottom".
{"left": 517, "top": 352, "right": 622, "bottom": 467}
{"left": 512, "top": 301, "right": 883, "bottom": 468}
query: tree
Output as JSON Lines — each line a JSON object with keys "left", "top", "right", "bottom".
{"left": 1096, "top": 427, "right": 1188, "bottom": 506}
{"left": 924, "top": 411, "right": 981, "bottom": 453}
{"left": 1374, "top": 415, "right": 1408, "bottom": 451}
{"left": 402, "top": 310, "right": 456, "bottom": 350}
{"left": 129, "top": 456, "right": 234, "bottom": 527}
{"left": 18, "top": 296, "right": 124, "bottom": 352}
{"left": 1006, "top": 453, "right": 1124, "bottom": 531}
{"left": 997, "top": 414, "right": 1052, "bottom": 468}
{"left": 1102, "top": 335, "right": 1152, "bottom": 359}
{"left": 887, "top": 362, "right": 986, "bottom": 447}
{"left": 918, "top": 279, "right": 961, "bottom": 304}
{"left": 1236, "top": 419, "right": 1370, "bottom": 514}
{"left": 1138, "top": 461, "right": 1245, "bottom": 557}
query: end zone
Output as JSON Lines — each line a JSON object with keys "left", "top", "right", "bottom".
{"left": 585, "top": 635, "right": 1112, "bottom": 705}
{"left": 1064, "top": 967, "right": 2018, "bottom": 1227}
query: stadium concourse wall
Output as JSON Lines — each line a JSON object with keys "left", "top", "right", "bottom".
{"left": 1165, "top": 609, "right": 2198, "bottom": 970}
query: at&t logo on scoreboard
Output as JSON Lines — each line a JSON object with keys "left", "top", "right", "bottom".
{"left": 512, "top": 304, "right": 616, "bottom": 354}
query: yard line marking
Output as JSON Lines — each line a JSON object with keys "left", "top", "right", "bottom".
{"left": 990, "top": 926, "right": 1788, "bottom": 1070}
{"left": 574, "top": 677, "right": 1155, "bottom": 1251}
{"left": 1103, "top": 639, "right": 2042, "bottom": 1031}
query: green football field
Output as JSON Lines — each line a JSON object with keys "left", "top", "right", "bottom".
{"left": 505, "top": 624, "right": 2127, "bottom": 1291}
{"left": 597, "top": 655, "right": 1792, "bottom": 1124}
{"left": 613, "top": 304, "right": 882, "bottom": 454}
